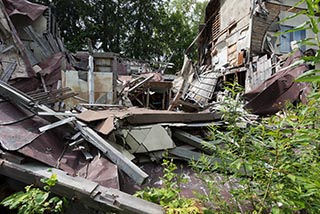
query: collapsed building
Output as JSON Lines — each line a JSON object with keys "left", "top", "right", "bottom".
{"left": 171, "top": 0, "right": 312, "bottom": 114}
{"left": 0, "top": 0, "right": 315, "bottom": 213}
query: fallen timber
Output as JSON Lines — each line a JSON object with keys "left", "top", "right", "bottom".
{"left": 0, "top": 158, "right": 163, "bottom": 214}
{"left": 0, "top": 80, "right": 148, "bottom": 185}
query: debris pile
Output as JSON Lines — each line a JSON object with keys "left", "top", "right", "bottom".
{"left": 0, "top": 0, "right": 315, "bottom": 213}
{"left": 171, "top": 0, "right": 312, "bottom": 115}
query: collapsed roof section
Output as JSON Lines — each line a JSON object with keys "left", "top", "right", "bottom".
{"left": 0, "top": 1, "right": 221, "bottom": 213}
{"left": 0, "top": 0, "right": 164, "bottom": 212}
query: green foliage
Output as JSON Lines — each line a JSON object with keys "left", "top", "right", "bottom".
{"left": 192, "top": 83, "right": 320, "bottom": 213}
{"left": 30, "top": 0, "right": 207, "bottom": 72}
{"left": 135, "top": 159, "right": 202, "bottom": 214}
{"left": 1, "top": 173, "right": 67, "bottom": 214}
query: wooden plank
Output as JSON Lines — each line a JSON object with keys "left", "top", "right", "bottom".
{"left": 173, "top": 130, "right": 215, "bottom": 154}
{"left": 128, "top": 74, "right": 154, "bottom": 93}
{"left": 37, "top": 112, "right": 78, "bottom": 117}
{"left": 88, "top": 55, "right": 95, "bottom": 104}
{"left": 75, "top": 121, "right": 149, "bottom": 185}
{"left": 39, "top": 117, "right": 76, "bottom": 132}
{"left": 0, "top": 61, "right": 17, "bottom": 82}
{"left": 24, "top": 26, "right": 53, "bottom": 58}
{"left": 0, "top": 159, "right": 162, "bottom": 214}
{"left": 169, "top": 147, "right": 202, "bottom": 161}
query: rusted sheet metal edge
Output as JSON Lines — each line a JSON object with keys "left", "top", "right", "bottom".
{"left": 0, "top": 81, "right": 148, "bottom": 185}
{"left": 0, "top": 159, "right": 163, "bottom": 214}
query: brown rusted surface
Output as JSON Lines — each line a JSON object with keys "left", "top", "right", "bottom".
{"left": 3, "top": 0, "right": 47, "bottom": 21}
{"left": 0, "top": 117, "right": 43, "bottom": 151}
{"left": 0, "top": 101, "right": 34, "bottom": 124}
{"left": 38, "top": 53, "right": 65, "bottom": 89}
{"left": 77, "top": 107, "right": 220, "bottom": 125}
{"left": 18, "top": 131, "right": 119, "bottom": 188}
{"left": 0, "top": 100, "right": 119, "bottom": 189}
{"left": 78, "top": 156, "right": 119, "bottom": 189}
{"left": 244, "top": 51, "right": 311, "bottom": 115}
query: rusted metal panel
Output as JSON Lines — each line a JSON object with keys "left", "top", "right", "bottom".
{"left": 0, "top": 116, "right": 43, "bottom": 150}
{"left": 17, "top": 130, "right": 120, "bottom": 188}
{"left": 0, "top": 95, "right": 119, "bottom": 189}
{"left": 3, "top": 0, "right": 47, "bottom": 21}
{"left": 244, "top": 51, "right": 310, "bottom": 115}
{"left": 77, "top": 107, "right": 221, "bottom": 126}
{"left": 0, "top": 101, "right": 34, "bottom": 125}
{"left": 78, "top": 156, "right": 119, "bottom": 189}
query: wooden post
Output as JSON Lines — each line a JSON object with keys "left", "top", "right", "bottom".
{"left": 88, "top": 39, "right": 94, "bottom": 104}
{"left": 146, "top": 88, "right": 150, "bottom": 108}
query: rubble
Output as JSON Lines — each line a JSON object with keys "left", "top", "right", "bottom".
{"left": 171, "top": 0, "right": 312, "bottom": 114}
{"left": 0, "top": 0, "right": 316, "bottom": 213}
{"left": 244, "top": 50, "right": 311, "bottom": 115}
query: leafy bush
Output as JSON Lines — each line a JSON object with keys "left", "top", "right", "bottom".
{"left": 0, "top": 173, "right": 67, "bottom": 214}
{"left": 135, "top": 159, "right": 202, "bottom": 214}
{"left": 191, "top": 82, "right": 320, "bottom": 213}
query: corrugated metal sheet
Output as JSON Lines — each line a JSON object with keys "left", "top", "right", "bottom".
{"left": 244, "top": 51, "right": 311, "bottom": 115}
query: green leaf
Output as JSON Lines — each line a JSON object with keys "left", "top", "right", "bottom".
{"left": 272, "top": 207, "right": 281, "bottom": 214}
{"left": 309, "top": 17, "right": 319, "bottom": 33}
{"left": 297, "top": 75, "right": 320, "bottom": 82}
{"left": 231, "top": 159, "right": 243, "bottom": 171}
{"left": 1, "top": 192, "right": 23, "bottom": 208}
{"left": 277, "top": 10, "right": 306, "bottom": 24}
{"left": 284, "top": 21, "right": 310, "bottom": 33}
{"left": 297, "top": 38, "right": 318, "bottom": 47}
{"left": 306, "top": 0, "right": 315, "bottom": 16}
{"left": 287, "top": 174, "right": 296, "bottom": 182}
{"left": 35, "top": 192, "right": 49, "bottom": 205}
{"left": 292, "top": 0, "right": 306, "bottom": 9}
{"left": 8, "top": 193, "right": 29, "bottom": 209}
{"left": 297, "top": 69, "right": 320, "bottom": 78}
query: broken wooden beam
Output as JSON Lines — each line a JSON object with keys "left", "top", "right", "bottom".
{"left": 39, "top": 117, "right": 76, "bottom": 132}
{"left": 169, "top": 147, "right": 202, "bottom": 161}
{"left": 128, "top": 74, "right": 154, "bottom": 93}
{"left": 173, "top": 130, "right": 216, "bottom": 154}
{"left": 37, "top": 112, "right": 78, "bottom": 117}
{"left": 0, "top": 159, "right": 163, "bottom": 214}
{"left": 75, "top": 121, "right": 149, "bottom": 185}
{"left": 0, "top": 61, "right": 17, "bottom": 83}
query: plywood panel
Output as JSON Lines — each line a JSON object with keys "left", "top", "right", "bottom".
{"left": 62, "top": 70, "right": 113, "bottom": 106}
